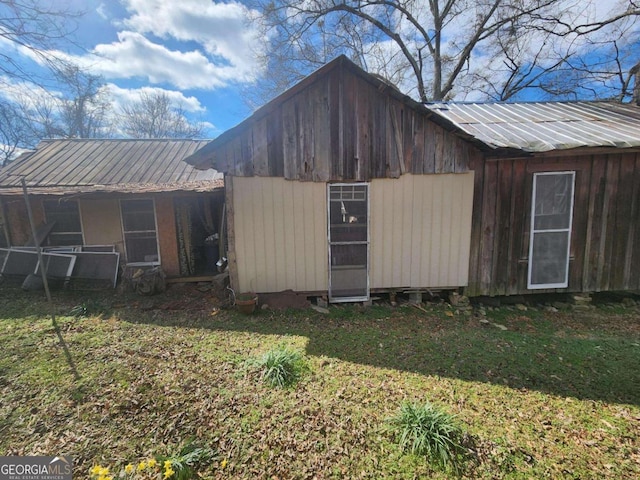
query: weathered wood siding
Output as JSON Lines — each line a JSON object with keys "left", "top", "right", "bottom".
{"left": 370, "top": 173, "right": 474, "bottom": 290}
{"left": 213, "top": 65, "right": 475, "bottom": 181}
{"left": 467, "top": 151, "right": 640, "bottom": 296}
{"left": 231, "top": 176, "right": 328, "bottom": 293}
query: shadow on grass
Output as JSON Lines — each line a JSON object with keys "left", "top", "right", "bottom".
{"left": 119, "top": 298, "right": 640, "bottom": 407}
{"left": 2, "top": 286, "right": 639, "bottom": 406}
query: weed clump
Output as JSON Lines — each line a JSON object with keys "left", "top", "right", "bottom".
{"left": 252, "top": 346, "right": 307, "bottom": 388}
{"left": 388, "top": 401, "right": 469, "bottom": 474}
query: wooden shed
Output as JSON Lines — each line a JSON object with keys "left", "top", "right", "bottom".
{"left": 188, "top": 56, "right": 640, "bottom": 300}
{"left": 187, "top": 56, "right": 481, "bottom": 302}
{"left": 0, "top": 139, "right": 224, "bottom": 281}
{"left": 431, "top": 102, "right": 640, "bottom": 297}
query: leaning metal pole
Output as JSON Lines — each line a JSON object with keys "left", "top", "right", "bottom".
{"left": 20, "top": 177, "right": 80, "bottom": 380}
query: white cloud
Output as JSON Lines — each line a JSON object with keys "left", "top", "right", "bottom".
{"left": 120, "top": 0, "right": 264, "bottom": 81}
{"left": 4, "top": 0, "right": 264, "bottom": 91}
{"left": 107, "top": 83, "right": 207, "bottom": 113}
{"left": 88, "top": 31, "right": 241, "bottom": 88}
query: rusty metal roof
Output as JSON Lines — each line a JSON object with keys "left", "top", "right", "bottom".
{"left": 427, "top": 101, "right": 640, "bottom": 152}
{"left": 0, "top": 139, "right": 223, "bottom": 195}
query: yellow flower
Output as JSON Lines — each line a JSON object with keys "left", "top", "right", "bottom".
{"left": 147, "top": 459, "right": 157, "bottom": 468}
{"left": 163, "top": 467, "right": 175, "bottom": 479}
{"left": 163, "top": 460, "right": 172, "bottom": 469}
{"left": 100, "top": 467, "right": 109, "bottom": 476}
{"left": 124, "top": 464, "right": 134, "bottom": 474}
{"left": 220, "top": 458, "right": 227, "bottom": 469}
{"left": 137, "top": 461, "right": 147, "bottom": 471}
{"left": 90, "top": 466, "right": 102, "bottom": 476}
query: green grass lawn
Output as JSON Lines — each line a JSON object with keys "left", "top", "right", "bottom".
{"left": 0, "top": 285, "right": 639, "bottom": 479}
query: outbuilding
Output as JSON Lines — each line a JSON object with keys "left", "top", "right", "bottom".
{"left": 188, "top": 56, "right": 640, "bottom": 301}
{"left": 0, "top": 139, "right": 224, "bottom": 283}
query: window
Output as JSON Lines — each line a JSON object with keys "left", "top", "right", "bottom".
{"left": 43, "top": 199, "right": 83, "bottom": 246}
{"left": 120, "top": 199, "right": 159, "bottom": 264}
{"left": 528, "top": 172, "right": 575, "bottom": 289}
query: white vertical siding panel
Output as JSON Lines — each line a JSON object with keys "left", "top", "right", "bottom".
{"left": 385, "top": 179, "right": 408, "bottom": 285}
{"left": 233, "top": 177, "right": 327, "bottom": 293}
{"left": 438, "top": 176, "right": 452, "bottom": 285}
{"left": 271, "top": 179, "right": 286, "bottom": 291}
{"left": 369, "top": 182, "right": 381, "bottom": 288}
{"left": 429, "top": 179, "right": 442, "bottom": 286}
{"left": 262, "top": 178, "right": 276, "bottom": 291}
{"left": 370, "top": 173, "right": 474, "bottom": 290}
{"left": 234, "top": 174, "right": 472, "bottom": 293}
{"left": 252, "top": 180, "right": 268, "bottom": 288}
{"left": 401, "top": 175, "right": 415, "bottom": 284}
{"left": 290, "top": 182, "right": 303, "bottom": 288}
{"left": 410, "top": 176, "right": 425, "bottom": 286}
{"left": 457, "top": 174, "right": 475, "bottom": 285}
{"left": 418, "top": 177, "right": 433, "bottom": 287}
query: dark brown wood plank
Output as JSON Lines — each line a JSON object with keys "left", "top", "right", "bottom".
{"left": 281, "top": 97, "right": 298, "bottom": 180}
{"left": 369, "top": 84, "right": 386, "bottom": 181}
{"left": 387, "top": 100, "right": 402, "bottom": 178}
{"left": 612, "top": 153, "right": 636, "bottom": 289}
{"left": 312, "top": 81, "right": 331, "bottom": 182}
{"left": 600, "top": 154, "right": 620, "bottom": 291}
{"left": 583, "top": 155, "right": 607, "bottom": 291}
{"left": 411, "top": 114, "right": 425, "bottom": 175}
{"left": 479, "top": 160, "right": 499, "bottom": 294}
{"left": 629, "top": 153, "right": 640, "bottom": 290}
{"left": 493, "top": 160, "right": 513, "bottom": 295}
{"left": 402, "top": 108, "right": 414, "bottom": 174}
{"left": 342, "top": 70, "right": 357, "bottom": 180}
{"left": 507, "top": 158, "right": 526, "bottom": 294}
{"left": 442, "top": 131, "right": 455, "bottom": 173}
{"left": 465, "top": 152, "right": 485, "bottom": 296}
{"left": 434, "top": 127, "right": 445, "bottom": 174}
{"left": 267, "top": 105, "right": 284, "bottom": 177}
{"left": 329, "top": 68, "right": 342, "bottom": 181}
{"left": 568, "top": 157, "right": 591, "bottom": 292}
{"left": 252, "top": 119, "right": 269, "bottom": 176}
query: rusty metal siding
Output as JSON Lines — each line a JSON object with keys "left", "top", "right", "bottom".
{"left": 369, "top": 173, "right": 474, "bottom": 290}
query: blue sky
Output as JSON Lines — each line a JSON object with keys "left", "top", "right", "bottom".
{"left": 3, "top": 0, "right": 267, "bottom": 137}
{"left": 1, "top": 0, "right": 637, "bottom": 141}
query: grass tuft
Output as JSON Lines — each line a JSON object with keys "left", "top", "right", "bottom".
{"left": 252, "top": 346, "right": 307, "bottom": 388}
{"left": 156, "top": 442, "right": 216, "bottom": 480}
{"left": 388, "top": 401, "right": 468, "bottom": 474}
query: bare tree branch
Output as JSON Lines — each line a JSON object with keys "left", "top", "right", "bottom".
{"left": 118, "top": 92, "right": 208, "bottom": 139}
{"left": 248, "top": 0, "right": 640, "bottom": 104}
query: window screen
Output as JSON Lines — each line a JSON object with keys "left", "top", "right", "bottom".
{"left": 120, "top": 199, "right": 159, "bottom": 264}
{"left": 528, "top": 172, "right": 575, "bottom": 289}
{"left": 43, "top": 200, "right": 83, "bottom": 246}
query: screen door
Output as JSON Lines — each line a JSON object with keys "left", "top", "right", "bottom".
{"left": 328, "top": 184, "right": 369, "bottom": 302}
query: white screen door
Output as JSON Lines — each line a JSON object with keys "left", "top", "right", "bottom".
{"left": 528, "top": 171, "right": 575, "bottom": 289}
{"left": 328, "top": 184, "right": 369, "bottom": 302}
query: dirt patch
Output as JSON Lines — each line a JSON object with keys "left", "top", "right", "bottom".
{"left": 258, "top": 290, "right": 311, "bottom": 310}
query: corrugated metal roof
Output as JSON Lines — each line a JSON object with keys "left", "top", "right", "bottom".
{"left": 427, "top": 101, "right": 640, "bottom": 152}
{"left": 0, "top": 139, "right": 223, "bottom": 194}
